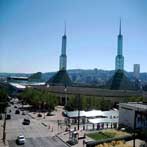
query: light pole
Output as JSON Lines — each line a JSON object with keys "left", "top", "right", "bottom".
{"left": 64, "top": 85, "right": 68, "bottom": 130}
{"left": 64, "top": 86, "right": 67, "bottom": 106}
{"left": 0, "top": 101, "right": 7, "bottom": 144}
{"left": 43, "top": 102, "right": 46, "bottom": 119}
{"left": 3, "top": 106, "right": 7, "bottom": 144}
{"left": 77, "top": 94, "right": 80, "bottom": 130}
{"left": 133, "top": 111, "right": 136, "bottom": 147}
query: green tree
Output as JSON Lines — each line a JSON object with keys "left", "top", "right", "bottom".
{"left": 19, "top": 88, "right": 58, "bottom": 112}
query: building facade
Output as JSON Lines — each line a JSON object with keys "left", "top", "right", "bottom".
{"left": 119, "top": 103, "right": 147, "bottom": 129}
{"left": 133, "top": 64, "right": 140, "bottom": 79}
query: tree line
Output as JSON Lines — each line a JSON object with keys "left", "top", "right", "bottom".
{"left": 19, "top": 88, "right": 143, "bottom": 112}
{"left": 19, "top": 88, "right": 58, "bottom": 113}
{"left": 65, "top": 95, "right": 143, "bottom": 111}
{"left": 65, "top": 95, "right": 114, "bottom": 111}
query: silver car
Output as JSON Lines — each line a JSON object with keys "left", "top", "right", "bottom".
{"left": 16, "top": 135, "right": 25, "bottom": 145}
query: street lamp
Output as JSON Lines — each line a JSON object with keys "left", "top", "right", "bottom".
{"left": 0, "top": 101, "right": 8, "bottom": 144}
{"left": 64, "top": 86, "right": 67, "bottom": 106}
{"left": 43, "top": 102, "right": 46, "bottom": 119}
{"left": 77, "top": 94, "right": 80, "bottom": 130}
{"left": 133, "top": 111, "right": 136, "bottom": 147}
{"left": 3, "top": 105, "right": 7, "bottom": 144}
{"left": 46, "top": 84, "right": 50, "bottom": 88}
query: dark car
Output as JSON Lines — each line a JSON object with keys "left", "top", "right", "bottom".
{"left": 10, "top": 101, "right": 14, "bottom": 105}
{"left": 22, "top": 112, "right": 26, "bottom": 115}
{"left": 14, "top": 106, "right": 17, "bottom": 108}
{"left": 6, "top": 114, "right": 11, "bottom": 120}
{"left": 37, "top": 113, "right": 42, "bottom": 117}
{"left": 22, "top": 118, "right": 30, "bottom": 125}
{"left": 15, "top": 110, "right": 20, "bottom": 114}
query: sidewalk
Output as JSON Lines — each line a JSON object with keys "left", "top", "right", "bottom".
{"left": 28, "top": 106, "right": 66, "bottom": 137}
{"left": 57, "top": 129, "right": 87, "bottom": 147}
{"left": 28, "top": 107, "right": 89, "bottom": 147}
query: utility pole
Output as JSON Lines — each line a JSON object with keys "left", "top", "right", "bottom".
{"left": 64, "top": 85, "right": 67, "bottom": 106}
{"left": 3, "top": 106, "right": 7, "bottom": 144}
{"left": 133, "top": 111, "right": 136, "bottom": 147}
{"left": 0, "top": 101, "right": 7, "bottom": 144}
{"left": 77, "top": 94, "right": 80, "bottom": 130}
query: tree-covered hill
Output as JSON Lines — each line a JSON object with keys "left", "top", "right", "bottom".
{"left": 1, "top": 69, "right": 147, "bottom": 85}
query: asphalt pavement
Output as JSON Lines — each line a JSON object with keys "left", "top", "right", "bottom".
{"left": 6, "top": 99, "right": 68, "bottom": 147}
{"left": 8, "top": 136, "right": 67, "bottom": 147}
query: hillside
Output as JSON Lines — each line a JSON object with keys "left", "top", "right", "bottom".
{"left": 1, "top": 69, "right": 147, "bottom": 85}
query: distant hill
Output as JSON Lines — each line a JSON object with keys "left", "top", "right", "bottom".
{"left": 1, "top": 69, "right": 147, "bottom": 85}
{"left": 46, "top": 70, "right": 72, "bottom": 86}
{"left": 28, "top": 72, "right": 42, "bottom": 82}
{"left": 105, "top": 70, "right": 137, "bottom": 90}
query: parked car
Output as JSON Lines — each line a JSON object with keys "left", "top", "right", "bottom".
{"left": 22, "top": 118, "right": 30, "bottom": 125}
{"left": 22, "top": 111, "right": 26, "bottom": 115}
{"left": 16, "top": 135, "right": 25, "bottom": 145}
{"left": 46, "top": 112, "right": 52, "bottom": 116}
{"left": 14, "top": 106, "right": 17, "bottom": 108}
{"left": 37, "top": 113, "right": 42, "bottom": 117}
{"left": 6, "top": 114, "right": 11, "bottom": 120}
{"left": 15, "top": 110, "right": 20, "bottom": 114}
{"left": 10, "top": 101, "right": 14, "bottom": 105}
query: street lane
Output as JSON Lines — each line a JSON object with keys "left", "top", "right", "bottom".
{"left": 6, "top": 100, "right": 68, "bottom": 147}
{"left": 8, "top": 137, "right": 67, "bottom": 147}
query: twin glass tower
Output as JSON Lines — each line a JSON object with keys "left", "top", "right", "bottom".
{"left": 59, "top": 21, "right": 124, "bottom": 72}
{"left": 59, "top": 24, "right": 67, "bottom": 71}
{"left": 115, "top": 20, "right": 124, "bottom": 71}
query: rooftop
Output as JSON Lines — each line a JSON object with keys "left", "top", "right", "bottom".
{"left": 65, "top": 109, "right": 118, "bottom": 118}
{"left": 9, "top": 83, "right": 26, "bottom": 89}
{"left": 119, "top": 102, "right": 147, "bottom": 111}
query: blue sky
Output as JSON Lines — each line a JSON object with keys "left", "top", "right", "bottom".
{"left": 0, "top": 0, "right": 147, "bottom": 73}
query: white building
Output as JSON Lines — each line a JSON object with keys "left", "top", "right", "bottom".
{"left": 64, "top": 109, "right": 119, "bottom": 130}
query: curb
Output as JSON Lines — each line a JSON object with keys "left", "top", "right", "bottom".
{"left": 55, "top": 135, "right": 71, "bottom": 147}
{"left": 27, "top": 113, "right": 35, "bottom": 119}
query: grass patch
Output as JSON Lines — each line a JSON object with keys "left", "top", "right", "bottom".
{"left": 87, "top": 129, "right": 130, "bottom": 141}
{"left": 87, "top": 131, "right": 116, "bottom": 141}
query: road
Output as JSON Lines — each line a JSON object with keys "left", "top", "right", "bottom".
{"left": 8, "top": 137, "right": 67, "bottom": 147}
{"left": 6, "top": 99, "right": 68, "bottom": 147}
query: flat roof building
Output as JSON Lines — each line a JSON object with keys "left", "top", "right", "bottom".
{"left": 64, "top": 110, "right": 119, "bottom": 130}
{"left": 119, "top": 102, "right": 147, "bottom": 129}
